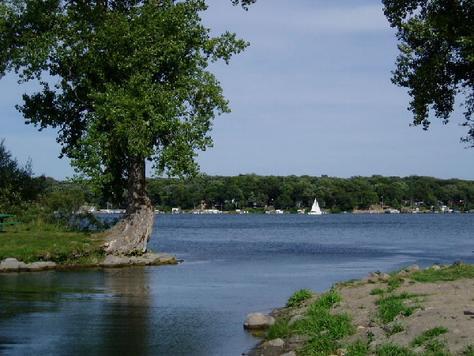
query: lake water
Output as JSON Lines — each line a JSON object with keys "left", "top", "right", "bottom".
{"left": 1, "top": 214, "right": 473, "bottom": 355}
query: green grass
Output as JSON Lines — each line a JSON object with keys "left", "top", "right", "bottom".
{"left": 0, "top": 222, "right": 104, "bottom": 264}
{"left": 387, "top": 275, "right": 403, "bottom": 292}
{"left": 423, "top": 339, "right": 449, "bottom": 356}
{"left": 286, "top": 289, "right": 313, "bottom": 308}
{"left": 411, "top": 327, "right": 448, "bottom": 347}
{"left": 376, "top": 292, "right": 420, "bottom": 323}
{"left": 387, "top": 322, "right": 405, "bottom": 335}
{"left": 376, "top": 343, "right": 415, "bottom": 356}
{"left": 347, "top": 340, "right": 370, "bottom": 356}
{"left": 294, "top": 290, "right": 354, "bottom": 355}
{"left": 267, "top": 318, "right": 291, "bottom": 339}
{"left": 370, "top": 288, "right": 385, "bottom": 296}
{"left": 411, "top": 264, "right": 474, "bottom": 282}
{"left": 463, "top": 345, "right": 474, "bottom": 356}
{"left": 267, "top": 290, "right": 354, "bottom": 355}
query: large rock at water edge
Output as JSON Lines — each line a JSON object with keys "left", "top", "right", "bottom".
{"left": 244, "top": 313, "right": 275, "bottom": 330}
{"left": 27, "top": 261, "right": 57, "bottom": 271}
{"left": 0, "top": 258, "right": 27, "bottom": 271}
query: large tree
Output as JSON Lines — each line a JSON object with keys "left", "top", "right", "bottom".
{"left": 0, "top": 0, "right": 248, "bottom": 255}
{"left": 383, "top": 0, "right": 474, "bottom": 145}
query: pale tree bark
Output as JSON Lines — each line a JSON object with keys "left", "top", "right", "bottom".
{"left": 104, "top": 157, "right": 154, "bottom": 255}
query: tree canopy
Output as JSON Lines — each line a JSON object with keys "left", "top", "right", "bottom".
{"left": 383, "top": 0, "right": 474, "bottom": 145}
{"left": 0, "top": 0, "right": 248, "bottom": 205}
{"left": 0, "top": 140, "right": 46, "bottom": 209}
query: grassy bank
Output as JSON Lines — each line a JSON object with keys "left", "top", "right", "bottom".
{"left": 252, "top": 264, "right": 474, "bottom": 356}
{"left": 0, "top": 222, "right": 104, "bottom": 265}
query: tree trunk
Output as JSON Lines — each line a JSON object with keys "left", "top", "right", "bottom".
{"left": 104, "top": 157, "right": 154, "bottom": 255}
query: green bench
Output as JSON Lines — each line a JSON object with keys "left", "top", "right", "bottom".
{"left": 0, "top": 214, "right": 20, "bottom": 232}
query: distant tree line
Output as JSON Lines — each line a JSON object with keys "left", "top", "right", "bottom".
{"left": 146, "top": 175, "right": 474, "bottom": 212}
{"left": 1, "top": 141, "right": 473, "bottom": 214}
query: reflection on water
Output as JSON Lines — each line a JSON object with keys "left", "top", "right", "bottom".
{"left": 1, "top": 214, "right": 473, "bottom": 355}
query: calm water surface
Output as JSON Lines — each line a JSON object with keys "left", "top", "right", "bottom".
{"left": 1, "top": 214, "right": 473, "bottom": 355}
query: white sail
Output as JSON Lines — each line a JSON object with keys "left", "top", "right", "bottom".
{"left": 308, "top": 198, "right": 322, "bottom": 215}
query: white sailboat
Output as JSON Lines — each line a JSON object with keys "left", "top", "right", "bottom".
{"left": 308, "top": 198, "right": 323, "bottom": 215}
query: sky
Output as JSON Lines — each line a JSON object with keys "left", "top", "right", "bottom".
{"left": 0, "top": 0, "right": 473, "bottom": 180}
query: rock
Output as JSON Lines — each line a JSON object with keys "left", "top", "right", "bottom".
{"left": 280, "top": 352, "right": 296, "bottom": 356}
{"left": 413, "top": 346, "right": 424, "bottom": 354}
{"left": 27, "top": 261, "right": 56, "bottom": 271}
{"left": 430, "top": 264, "right": 441, "bottom": 270}
{"left": 379, "top": 273, "right": 391, "bottom": 282}
{"left": 100, "top": 255, "right": 131, "bottom": 267}
{"left": 405, "top": 265, "right": 420, "bottom": 272}
{"left": 367, "top": 326, "right": 385, "bottom": 340}
{"left": 336, "top": 348, "right": 347, "bottom": 356}
{"left": 157, "top": 254, "right": 177, "bottom": 264}
{"left": 288, "top": 314, "right": 305, "bottom": 326}
{"left": 287, "top": 334, "right": 310, "bottom": 344}
{"left": 463, "top": 310, "right": 474, "bottom": 316}
{"left": 357, "top": 325, "right": 366, "bottom": 331}
{"left": 267, "top": 338, "right": 285, "bottom": 347}
{"left": 0, "top": 258, "right": 27, "bottom": 271}
{"left": 243, "top": 313, "right": 275, "bottom": 330}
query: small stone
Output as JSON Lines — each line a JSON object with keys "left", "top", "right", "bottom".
{"left": 413, "top": 346, "right": 424, "bottom": 354}
{"left": 357, "top": 325, "right": 366, "bottom": 331}
{"left": 430, "top": 265, "right": 441, "bottom": 270}
{"left": 243, "top": 313, "right": 275, "bottom": 330}
{"left": 267, "top": 338, "right": 285, "bottom": 347}
{"left": 280, "top": 352, "right": 296, "bottom": 356}
{"left": 336, "top": 348, "right": 347, "bottom": 356}
{"left": 288, "top": 314, "right": 305, "bottom": 325}
{"left": 287, "top": 335, "right": 310, "bottom": 344}
{"left": 405, "top": 264, "right": 420, "bottom": 272}
{"left": 463, "top": 310, "right": 474, "bottom": 316}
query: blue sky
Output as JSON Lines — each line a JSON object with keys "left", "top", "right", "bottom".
{"left": 1, "top": 0, "right": 473, "bottom": 180}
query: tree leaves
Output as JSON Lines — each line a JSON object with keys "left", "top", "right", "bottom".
{"left": 383, "top": 0, "right": 474, "bottom": 146}
{"left": 0, "top": 0, "right": 248, "bottom": 201}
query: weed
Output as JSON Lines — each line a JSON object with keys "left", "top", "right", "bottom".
{"left": 463, "top": 345, "right": 474, "bottom": 356}
{"left": 291, "top": 291, "right": 354, "bottom": 355}
{"left": 424, "top": 339, "right": 449, "bottom": 356}
{"left": 267, "top": 318, "right": 291, "bottom": 339}
{"left": 370, "top": 288, "right": 385, "bottom": 296}
{"left": 411, "top": 327, "right": 448, "bottom": 347}
{"left": 347, "top": 340, "right": 369, "bottom": 356}
{"left": 387, "top": 276, "right": 403, "bottom": 292}
{"left": 286, "top": 289, "right": 313, "bottom": 308}
{"left": 411, "top": 264, "right": 474, "bottom": 282}
{"left": 387, "top": 322, "right": 405, "bottom": 335}
{"left": 377, "top": 292, "right": 419, "bottom": 323}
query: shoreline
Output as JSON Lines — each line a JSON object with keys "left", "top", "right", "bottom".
{"left": 0, "top": 252, "right": 179, "bottom": 273}
{"left": 244, "top": 263, "right": 474, "bottom": 356}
